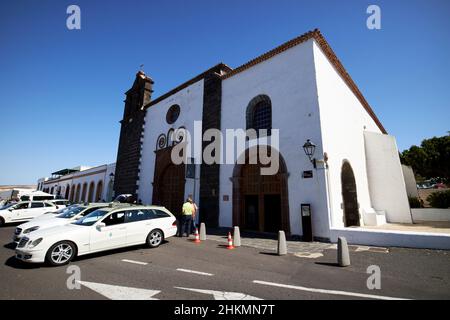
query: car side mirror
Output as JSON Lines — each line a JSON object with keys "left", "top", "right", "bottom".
{"left": 8, "top": 208, "right": 14, "bottom": 211}
{"left": 96, "top": 222, "right": 106, "bottom": 231}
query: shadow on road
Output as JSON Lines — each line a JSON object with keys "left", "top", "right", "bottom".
{"left": 4, "top": 256, "right": 42, "bottom": 269}
{"left": 259, "top": 251, "right": 279, "bottom": 256}
{"left": 4, "top": 242, "right": 16, "bottom": 250}
{"left": 315, "top": 261, "right": 340, "bottom": 267}
{"left": 3, "top": 240, "right": 172, "bottom": 269}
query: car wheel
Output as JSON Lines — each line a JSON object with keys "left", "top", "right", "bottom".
{"left": 146, "top": 229, "right": 163, "bottom": 248}
{"left": 0, "top": 217, "right": 5, "bottom": 227}
{"left": 45, "top": 241, "right": 76, "bottom": 266}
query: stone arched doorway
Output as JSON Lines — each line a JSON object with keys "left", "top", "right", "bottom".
{"left": 232, "top": 147, "right": 290, "bottom": 234}
{"left": 341, "top": 161, "right": 360, "bottom": 227}
{"left": 70, "top": 186, "right": 75, "bottom": 202}
{"left": 65, "top": 185, "right": 70, "bottom": 200}
{"left": 81, "top": 183, "right": 88, "bottom": 203}
{"left": 152, "top": 148, "right": 186, "bottom": 217}
{"left": 75, "top": 184, "right": 81, "bottom": 203}
{"left": 95, "top": 181, "right": 103, "bottom": 202}
{"left": 87, "top": 182, "right": 95, "bottom": 203}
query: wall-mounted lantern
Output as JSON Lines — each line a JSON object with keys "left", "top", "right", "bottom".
{"left": 302, "top": 139, "right": 317, "bottom": 169}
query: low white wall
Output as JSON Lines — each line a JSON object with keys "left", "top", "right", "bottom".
{"left": 330, "top": 228, "right": 450, "bottom": 250}
{"left": 412, "top": 209, "right": 450, "bottom": 222}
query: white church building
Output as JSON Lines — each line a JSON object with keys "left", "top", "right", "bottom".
{"left": 110, "top": 29, "right": 432, "bottom": 247}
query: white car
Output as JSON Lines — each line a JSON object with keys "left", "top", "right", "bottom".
{"left": 15, "top": 205, "right": 178, "bottom": 266}
{"left": 48, "top": 199, "right": 71, "bottom": 209}
{"left": 13, "top": 204, "right": 109, "bottom": 243}
{"left": 0, "top": 201, "right": 57, "bottom": 226}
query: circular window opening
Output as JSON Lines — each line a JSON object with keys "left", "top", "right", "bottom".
{"left": 166, "top": 104, "right": 180, "bottom": 124}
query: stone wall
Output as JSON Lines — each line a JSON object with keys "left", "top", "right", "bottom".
{"left": 114, "top": 72, "right": 153, "bottom": 198}
{"left": 199, "top": 71, "right": 222, "bottom": 227}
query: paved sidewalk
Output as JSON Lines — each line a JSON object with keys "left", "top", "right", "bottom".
{"left": 203, "top": 232, "right": 388, "bottom": 258}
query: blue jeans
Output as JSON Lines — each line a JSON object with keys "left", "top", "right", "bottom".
{"left": 181, "top": 215, "right": 192, "bottom": 236}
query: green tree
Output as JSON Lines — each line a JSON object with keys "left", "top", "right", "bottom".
{"left": 400, "top": 134, "right": 450, "bottom": 181}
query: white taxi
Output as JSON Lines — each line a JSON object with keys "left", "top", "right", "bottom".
{"left": 0, "top": 201, "right": 57, "bottom": 226}
{"left": 15, "top": 205, "right": 177, "bottom": 266}
{"left": 13, "top": 204, "right": 109, "bottom": 243}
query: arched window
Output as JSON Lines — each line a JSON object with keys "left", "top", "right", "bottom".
{"left": 246, "top": 95, "right": 272, "bottom": 137}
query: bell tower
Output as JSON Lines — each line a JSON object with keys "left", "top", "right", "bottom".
{"left": 113, "top": 70, "right": 154, "bottom": 198}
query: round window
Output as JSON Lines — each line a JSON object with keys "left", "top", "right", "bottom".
{"left": 166, "top": 104, "right": 180, "bottom": 124}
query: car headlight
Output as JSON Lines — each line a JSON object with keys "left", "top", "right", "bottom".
{"left": 24, "top": 226, "right": 40, "bottom": 234}
{"left": 27, "top": 238, "right": 43, "bottom": 248}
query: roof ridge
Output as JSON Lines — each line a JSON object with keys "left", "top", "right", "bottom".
{"left": 143, "top": 62, "right": 233, "bottom": 109}
{"left": 221, "top": 28, "right": 386, "bottom": 134}
{"left": 221, "top": 29, "right": 318, "bottom": 80}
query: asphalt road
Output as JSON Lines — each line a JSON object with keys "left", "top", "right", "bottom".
{"left": 0, "top": 224, "right": 449, "bottom": 300}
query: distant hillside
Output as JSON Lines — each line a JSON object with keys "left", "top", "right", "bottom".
{"left": 0, "top": 185, "right": 36, "bottom": 191}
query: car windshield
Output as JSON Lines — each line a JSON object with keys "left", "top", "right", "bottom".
{"left": 0, "top": 203, "right": 15, "bottom": 210}
{"left": 50, "top": 205, "right": 76, "bottom": 215}
{"left": 73, "top": 209, "right": 110, "bottom": 226}
{"left": 57, "top": 206, "right": 86, "bottom": 219}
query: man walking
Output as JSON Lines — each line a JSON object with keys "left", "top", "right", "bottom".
{"left": 180, "top": 197, "right": 195, "bottom": 237}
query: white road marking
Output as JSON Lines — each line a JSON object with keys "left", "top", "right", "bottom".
{"left": 121, "top": 259, "right": 148, "bottom": 265}
{"left": 253, "top": 280, "right": 410, "bottom": 300}
{"left": 294, "top": 252, "right": 324, "bottom": 259}
{"left": 77, "top": 280, "right": 160, "bottom": 300}
{"left": 176, "top": 268, "right": 214, "bottom": 276}
{"left": 175, "top": 287, "right": 262, "bottom": 300}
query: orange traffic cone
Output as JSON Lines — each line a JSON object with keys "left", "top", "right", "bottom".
{"left": 226, "top": 232, "right": 235, "bottom": 249}
{"left": 194, "top": 228, "right": 201, "bottom": 243}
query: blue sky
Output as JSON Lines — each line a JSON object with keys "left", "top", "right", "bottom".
{"left": 0, "top": 0, "right": 449, "bottom": 184}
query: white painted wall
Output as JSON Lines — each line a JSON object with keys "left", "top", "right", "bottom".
{"left": 138, "top": 80, "right": 204, "bottom": 206}
{"left": 411, "top": 208, "right": 450, "bottom": 222}
{"left": 313, "top": 40, "right": 384, "bottom": 230}
{"left": 364, "top": 131, "right": 412, "bottom": 223}
{"left": 330, "top": 227, "right": 450, "bottom": 250}
{"left": 40, "top": 163, "right": 115, "bottom": 202}
{"left": 402, "top": 165, "right": 419, "bottom": 198}
{"left": 220, "top": 39, "right": 330, "bottom": 238}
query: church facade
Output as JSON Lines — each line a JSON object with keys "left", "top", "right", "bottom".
{"left": 113, "top": 29, "right": 412, "bottom": 241}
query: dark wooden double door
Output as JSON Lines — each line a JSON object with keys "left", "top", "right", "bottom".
{"left": 159, "top": 164, "right": 185, "bottom": 216}
{"left": 153, "top": 148, "right": 186, "bottom": 217}
{"left": 241, "top": 164, "right": 282, "bottom": 233}
{"left": 244, "top": 194, "right": 281, "bottom": 233}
